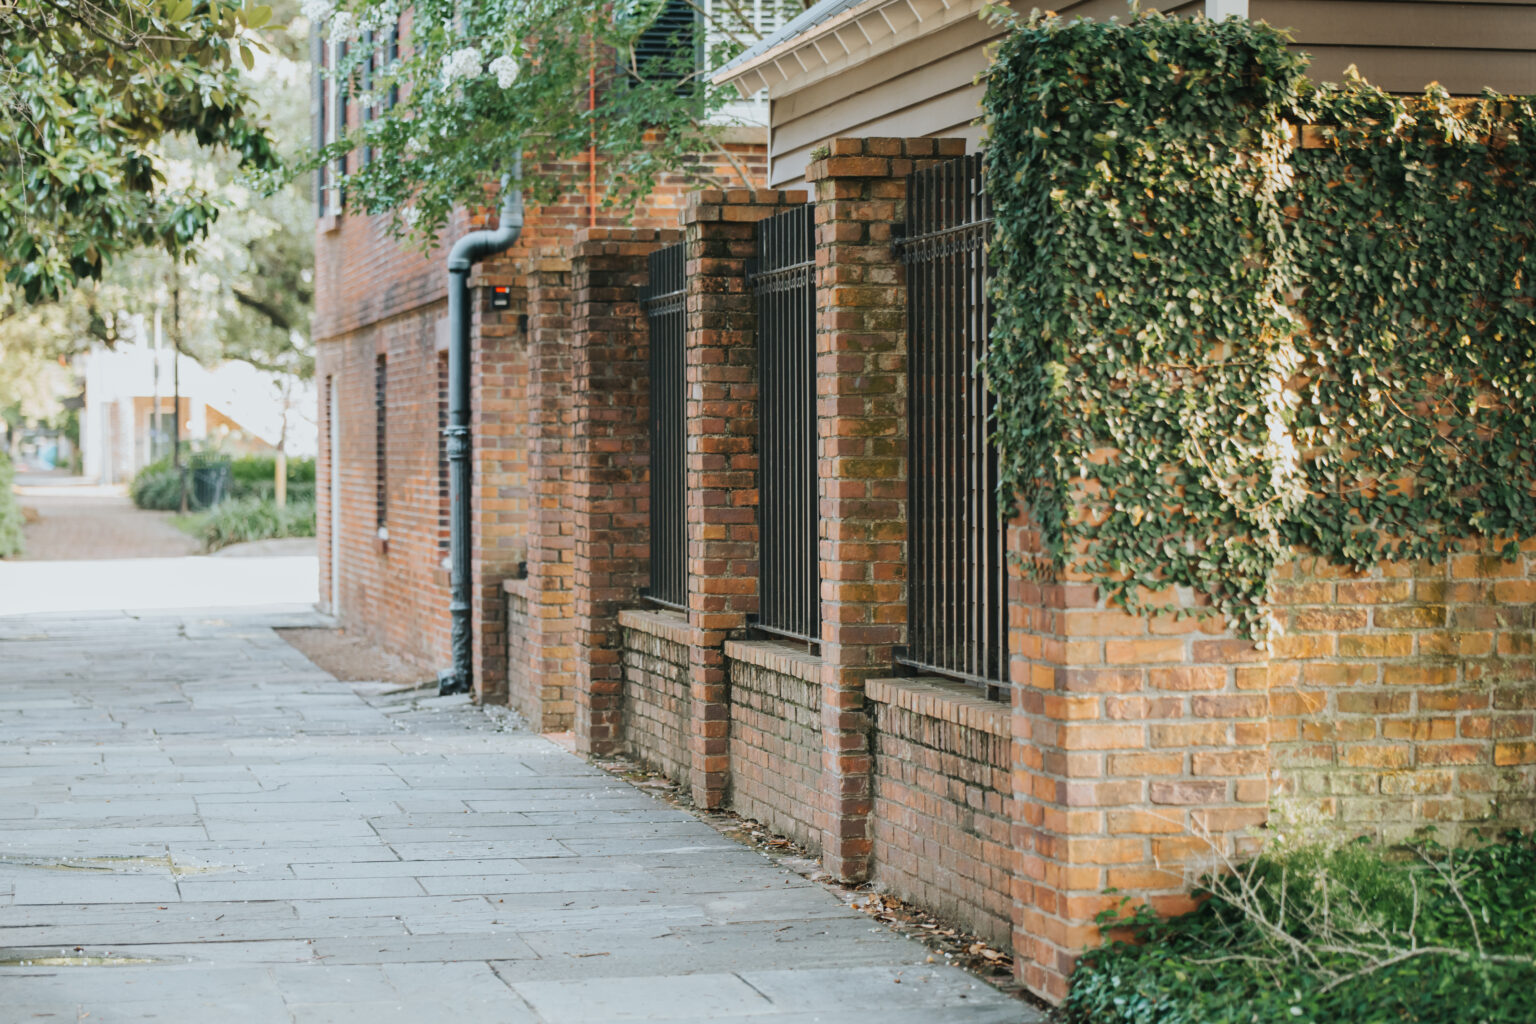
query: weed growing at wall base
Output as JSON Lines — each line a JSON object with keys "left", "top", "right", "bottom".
{"left": 1066, "top": 831, "right": 1536, "bottom": 1024}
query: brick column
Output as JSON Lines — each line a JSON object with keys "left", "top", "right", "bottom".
{"left": 469, "top": 259, "right": 529, "bottom": 705}
{"left": 516, "top": 259, "right": 578, "bottom": 729}
{"left": 569, "top": 228, "right": 676, "bottom": 756}
{"left": 681, "top": 188, "right": 804, "bottom": 808}
{"left": 809, "top": 138, "right": 960, "bottom": 881}
{"left": 1011, "top": 537, "right": 1273, "bottom": 1002}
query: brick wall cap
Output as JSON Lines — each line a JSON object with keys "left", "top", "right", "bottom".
{"left": 572, "top": 226, "right": 677, "bottom": 255}
{"left": 618, "top": 607, "right": 692, "bottom": 646}
{"left": 866, "top": 676, "right": 1011, "bottom": 739}
{"left": 724, "top": 638, "right": 824, "bottom": 686}
{"left": 807, "top": 137, "right": 970, "bottom": 182}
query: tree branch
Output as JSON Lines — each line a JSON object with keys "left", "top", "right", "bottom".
{"left": 232, "top": 289, "right": 294, "bottom": 333}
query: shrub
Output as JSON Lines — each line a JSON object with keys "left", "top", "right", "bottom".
{"left": 130, "top": 459, "right": 185, "bottom": 510}
{"left": 229, "top": 454, "right": 316, "bottom": 491}
{"left": 1066, "top": 832, "right": 1536, "bottom": 1024}
{"left": 131, "top": 453, "right": 316, "bottom": 509}
{"left": 191, "top": 495, "right": 316, "bottom": 551}
{"left": 0, "top": 452, "right": 24, "bottom": 558}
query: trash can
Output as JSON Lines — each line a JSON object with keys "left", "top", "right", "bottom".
{"left": 189, "top": 455, "right": 232, "bottom": 508}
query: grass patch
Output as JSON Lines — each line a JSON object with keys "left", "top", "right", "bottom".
{"left": 1067, "top": 831, "right": 1536, "bottom": 1024}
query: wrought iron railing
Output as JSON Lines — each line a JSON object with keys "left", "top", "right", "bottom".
{"left": 641, "top": 242, "right": 687, "bottom": 612}
{"left": 747, "top": 204, "right": 819, "bottom": 647}
{"left": 894, "top": 153, "right": 1008, "bottom": 700}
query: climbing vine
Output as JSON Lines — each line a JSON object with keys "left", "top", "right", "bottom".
{"left": 981, "top": 9, "right": 1536, "bottom": 640}
{"left": 1284, "top": 85, "right": 1536, "bottom": 567}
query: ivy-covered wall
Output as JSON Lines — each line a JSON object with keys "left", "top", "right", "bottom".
{"left": 983, "top": 9, "right": 1536, "bottom": 642}
{"left": 982, "top": 9, "right": 1536, "bottom": 1001}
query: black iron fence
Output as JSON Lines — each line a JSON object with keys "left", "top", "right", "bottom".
{"left": 894, "top": 153, "right": 1008, "bottom": 699}
{"left": 642, "top": 241, "right": 687, "bottom": 611}
{"left": 748, "top": 204, "right": 819, "bottom": 646}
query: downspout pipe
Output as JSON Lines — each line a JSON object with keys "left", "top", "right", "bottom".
{"left": 438, "top": 158, "right": 524, "bottom": 696}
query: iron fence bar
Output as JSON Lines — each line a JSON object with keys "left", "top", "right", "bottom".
{"left": 644, "top": 242, "right": 687, "bottom": 610}
{"left": 752, "top": 204, "right": 818, "bottom": 644}
{"left": 893, "top": 653, "right": 1005, "bottom": 702}
{"left": 898, "top": 153, "right": 1007, "bottom": 698}
{"left": 639, "top": 588, "right": 689, "bottom": 614}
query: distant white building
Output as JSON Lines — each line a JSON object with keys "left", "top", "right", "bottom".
{"left": 78, "top": 318, "right": 317, "bottom": 485}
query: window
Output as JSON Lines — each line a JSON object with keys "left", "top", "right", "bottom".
{"left": 631, "top": 0, "right": 699, "bottom": 88}
{"left": 315, "top": 33, "right": 348, "bottom": 217}
{"left": 701, "top": 0, "right": 795, "bottom": 126}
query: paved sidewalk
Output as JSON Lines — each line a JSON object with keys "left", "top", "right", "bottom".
{"left": 0, "top": 556, "right": 318, "bottom": 616}
{"left": 14, "top": 476, "right": 200, "bottom": 561}
{"left": 0, "top": 609, "right": 1034, "bottom": 1024}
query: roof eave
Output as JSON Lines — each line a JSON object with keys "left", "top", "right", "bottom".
{"left": 713, "top": 0, "right": 932, "bottom": 99}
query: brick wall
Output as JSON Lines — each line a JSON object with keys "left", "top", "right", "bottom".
{"left": 725, "top": 642, "right": 823, "bottom": 852}
{"left": 315, "top": 144, "right": 765, "bottom": 701}
{"left": 504, "top": 578, "right": 534, "bottom": 721}
{"left": 1270, "top": 544, "right": 1536, "bottom": 842}
{"left": 569, "top": 229, "right": 672, "bottom": 756}
{"left": 315, "top": 305, "right": 451, "bottom": 672}
{"left": 468, "top": 261, "right": 529, "bottom": 705}
{"left": 868, "top": 677, "right": 1014, "bottom": 950}
{"left": 619, "top": 610, "right": 694, "bottom": 782}
{"left": 317, "top": 128, "right": 1535, "bottom": 1009}
{"left": 509, "top": 260, "right": 577, "bottom": 725}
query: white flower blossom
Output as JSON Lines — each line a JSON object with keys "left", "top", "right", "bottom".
{"left": 440, "top": 47, "right": 484, "bottom": 86}
{"left": 400, "top": 206, "right": 420, "bottom": 230}
{"left": 361, "top": 0, "right": 401, "bottom": 31}
{"left": 328, "top": 10, "right": 355, "bottom": 38}
{"left": 489, "top": 55, "right": 520, "bottom": 89}
{"left": 300, "top": 0, "right": 334, "bottom": 22}
{"left": 406, "top": 135, "right": 427, "bottom": 155}
{"left": 357, "top": 92, "right": 376, "bottom": 111}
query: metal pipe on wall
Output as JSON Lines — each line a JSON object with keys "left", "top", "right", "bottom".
{"left": 439, "top": 159, "right": 524, "bottom": 697}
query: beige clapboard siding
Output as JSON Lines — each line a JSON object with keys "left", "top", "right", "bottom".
{"left": 764, "top": 0, "right": 1533, "bottom": 185}
{"left": 764, "top": 0, "right": 1208, "bottom": 185}
{"left": 769, "top": 16, "right": 999, "bottom": 186}
{"left": 1254, "top": 0, "right": 1536, "bottom": 94}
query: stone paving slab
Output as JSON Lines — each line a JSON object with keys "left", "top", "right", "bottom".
{"left": 0, "top": 608, "right": 1039, "bottom": 1023}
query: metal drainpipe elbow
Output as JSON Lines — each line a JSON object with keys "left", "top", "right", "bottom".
{"left": 438, "top": 163, "right": 524, "bottom": 697}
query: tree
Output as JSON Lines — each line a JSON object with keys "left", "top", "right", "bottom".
{"left": 0, "top": 0, "right": 282, "bottom": 304}
{"left": 305, "top": 0, "right": 798, "bottom": 243}
{"left": 0, "top": 1, "right": 314, "bottom": 479}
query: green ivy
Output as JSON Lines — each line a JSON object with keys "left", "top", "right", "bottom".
{"left": 982, "top": 9, "right": 1536, "bottom": 639}
{"left": 1284, "top": 86, "right": 1536, "bottom": 567}
{"left": 1065, "top": 832, "right": 1536, "bottom": 1024}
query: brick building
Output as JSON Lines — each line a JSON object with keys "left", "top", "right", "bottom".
{"left": 316, "top": 1, "right": 1536, "bottom": 1006}
{"left": 314, "top": 147, "right": 764, "bottom": 687}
